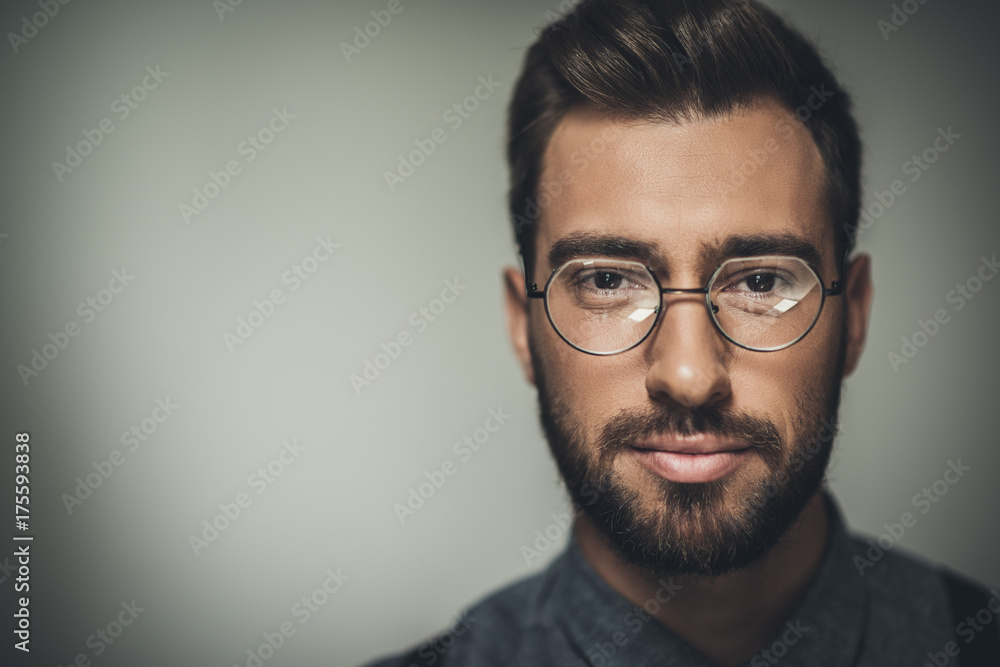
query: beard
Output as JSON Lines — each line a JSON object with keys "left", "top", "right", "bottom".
{"left": 531, "top": 343, "right": 845, "bottom": 579}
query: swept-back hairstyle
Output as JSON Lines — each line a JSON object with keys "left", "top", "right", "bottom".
{"left": 506, "top": 0, "right": 861, "bottom": 278}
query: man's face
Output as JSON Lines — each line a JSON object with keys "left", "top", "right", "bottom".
{"left": 516, "top": 101, "right": 851, "bottom": 577}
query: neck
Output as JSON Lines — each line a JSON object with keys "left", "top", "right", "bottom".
{"left": 574, "top": 490, "right": 831, "bottom": 667}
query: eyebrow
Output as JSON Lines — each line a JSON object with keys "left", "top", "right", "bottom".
{"left": 546, "top": 233, "right": 667, "bottom": 271}
{"left": 545, "top": 231, "right": 825, "bottom": 274}
{"left": 710, "top": 233, "right": 823, "bottom": 270}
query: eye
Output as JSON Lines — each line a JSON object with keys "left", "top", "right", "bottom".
{"left": 742, "top": 272, "right": 778, "bottom": 293}
{"left": 573, "top": 268, "right": 647, "bottom": 293}
{"left": 590, "top": 271, "right": 625, "bottom": 290}
{"left": 720, "top": 269, "right": 798, "bottom": 297}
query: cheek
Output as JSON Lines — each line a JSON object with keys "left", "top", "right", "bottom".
{"left": 727, "top": 337, "right": 834, "bottom": 441}
{"left": 529, "top": 309, "right": 647, "bottom": 432}
{"left": 794, "top": 305, "right": 845, "bottom": 386}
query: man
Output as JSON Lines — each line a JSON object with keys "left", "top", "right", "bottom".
{"left": 365, "top": 0, "right": 1000, "bottom": 665}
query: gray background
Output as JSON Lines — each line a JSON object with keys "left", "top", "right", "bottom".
{"left": 0, "top": 0, "right": 997, "bottom": 665}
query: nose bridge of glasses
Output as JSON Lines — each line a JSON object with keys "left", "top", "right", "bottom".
{"left": 645, "top": 288, "right": 725, "bottom": 366}
{"left": 655, "top": 286, "right": 718, "bottom": 315}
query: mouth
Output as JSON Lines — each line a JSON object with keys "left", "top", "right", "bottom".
{"left": 630, "top": 434, "right": 751, "bottom": 483}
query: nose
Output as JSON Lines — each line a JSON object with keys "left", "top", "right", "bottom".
{"left": 644, "top": 294, "right": 731, "bottom": 408}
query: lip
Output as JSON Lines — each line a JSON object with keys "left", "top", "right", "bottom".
{"left": 630, "top": 435, "right": 751, "bottom": 483}
{"left": 634, "top": 434, "right": 749, "bottom": 455}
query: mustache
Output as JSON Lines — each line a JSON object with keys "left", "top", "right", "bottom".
{"left": 596, "top": 405, "right": 784, "bottom": 466}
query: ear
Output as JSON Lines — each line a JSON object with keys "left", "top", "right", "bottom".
{"left": 840, "top": 253, "right": 874, "bottom": 378}
{"left": 503, "top": 266, "right": 535, "bottom": 386}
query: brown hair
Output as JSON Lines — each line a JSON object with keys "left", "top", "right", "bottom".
{"left": 506, "top": 0, "right": 861, "bottom": 277}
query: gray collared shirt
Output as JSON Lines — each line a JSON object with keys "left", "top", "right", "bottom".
{"left": 364, "top": 493, "right": 997, "bottom": 666}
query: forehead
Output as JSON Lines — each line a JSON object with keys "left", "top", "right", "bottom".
{"left": 535, "top": 101, "right": 832, "bottom": 275}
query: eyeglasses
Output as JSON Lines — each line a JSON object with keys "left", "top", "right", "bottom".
{"left": 526, "top": 255, "right": 842, "bottom": 355}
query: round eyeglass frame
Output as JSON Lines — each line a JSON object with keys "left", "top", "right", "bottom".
{"left": 526, "top": 255, "right": 843, "bottom": 355}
